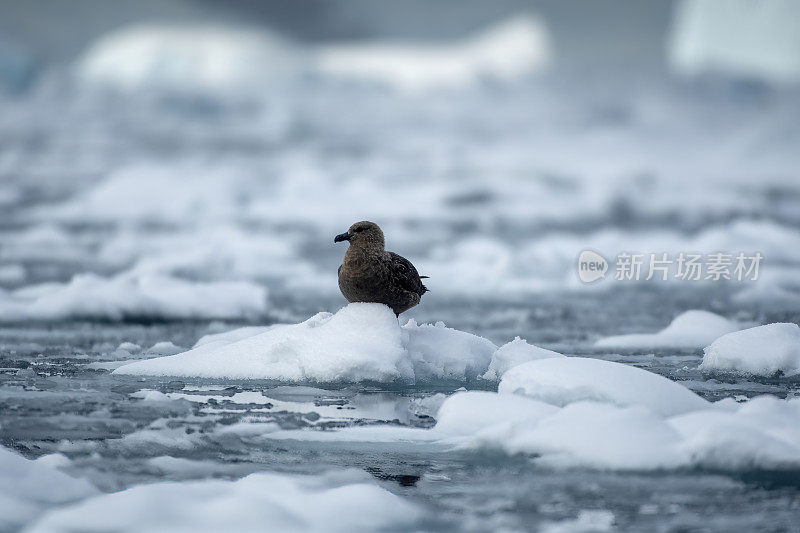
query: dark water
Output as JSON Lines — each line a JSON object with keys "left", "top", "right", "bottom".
{"left": 3, "top": 287, "right": 800, "bottom": 532}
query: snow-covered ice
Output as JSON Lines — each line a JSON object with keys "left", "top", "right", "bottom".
{"left": 266, "top": 390, "right": 800, "bottom": 472}
{"left": 0, "top": 448, "right": 97, "bottom": 532}
{"left": 25, "top": 469, "right": 420, "bottom": 533}
{"left": 115, "top": 303, "right": 498, "bottom": 383}
{"left": 481, "top": 336, "right": 564, "bottom": 380}
{"left": 595, "top": 310, "right": 740, "bottom": 349}
{"left": 701, "top": 323, "right": 800, "bottom": 376}
{"left": 498, "top": 357, "right": 710, "bottom": 416}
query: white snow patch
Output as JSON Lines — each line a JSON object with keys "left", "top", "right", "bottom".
{"left": 115, "top": 303, "right": 497, "bottom": 383}
{"left": 482, "top": 336, "right": 564, "bottom": 380}
{"left": 595, "top": 310, "right": 740, "bottom": 349}
{"left": 25, "top": 469, "right": 420, "bottom": 533}
{"left": 701, "top": 323, "right": 800, "bottom": 376}
{"left": 0, "top": 447, "right": 97, "bottom": 532}
{"left": 0, "top": 273, "right": 267, "bottom": 321}
{"left": 146, "top": 341, "right": 183, "bottom": 356}
{"left": 498, "top": 357, "right": 709, "bottom": 416}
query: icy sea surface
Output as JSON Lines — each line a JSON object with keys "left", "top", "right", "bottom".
{"left": 2, "top": 55, "right": 800, "bottom": 531}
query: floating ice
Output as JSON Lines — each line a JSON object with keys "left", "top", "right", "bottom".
{"left": 25, "top": 469, "right": 420, "bottom": 533}
{"left": 669, "top": 0, "right": 800, "bottom": 83}
{"left": 481, "top": 336, "right": 564, "bottom": 380}
{"left": 701, "top": 323, "right": 800, "bottom": 376}
{"left": 595, "top": 310, "right": 740, "bottom": 349}
{"left": 315, "top": 15, "right": 551, "bottom": 91}
{"left": 0, "top": 448, "right": 97, "bottom": 532}
{"left": 0, "top": 273, "right": 266, "bottom": 322}
{"left": 115, "top": 303, "right": 497, "bottom": 383}
{"left": 498, "top": 357, "right": 709, "bottom": 416}
{"left": 77, "top": 25, "right": 298, "bottom": 91}
{"left": 267, "top": 390, "right": 800, "bottom": 471}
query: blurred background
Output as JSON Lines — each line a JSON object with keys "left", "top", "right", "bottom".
{"left": 0, "top": 0, "right": 799, "bottom": 327}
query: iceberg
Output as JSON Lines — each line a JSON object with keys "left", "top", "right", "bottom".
{"left": 669, "top": 0, "right": 800, "bottom": 83}
{"left": 701, "top": 323, "right": 800, "bottom": 376}
{"left": 25, "top": 469, "right": 419, "bottom": 533}
{"left": 498, "top": 357, "right": 709, "bottom": 416}
{"left": 76, "top": 24, "right": 298, "bottom": 92}
{"left": 115, "top": 303, "right": 497, "bottom": 383}
{"left": 315, "top": 15, "right": 551, "bottom": 91}
{"left": 595, "top": 310, "right": 740, "bottom": 349}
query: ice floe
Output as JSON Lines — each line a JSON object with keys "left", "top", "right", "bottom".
{"left": 25, "top": 469, "right": 420, "bottom": 533}
{"left": 0, "top": 273, "right": 266, "bottom": 322}
{"left": 265, "top": 390, "right": 800, "bottom": 472}
{"left": 701, "top": 323, "right": 800, "bottom": 376}
{"left": 0, "top": 448, "right": 97, "bottom": 532}
{"left": 498, "top": 357, "right": 710, "bottom": 416}
{"left": 595, "top": 310, "right": 740, "bottom": 349}
{"left": 115, "top": 303, "right": 497, "bottom": 383}
{"left": 481, "top": 336, "right": 564, "bottom": 380}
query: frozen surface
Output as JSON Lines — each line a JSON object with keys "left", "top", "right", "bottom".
{"left": 115, "top": 303, "right": 497, "bottom": 383}
{"left": 26, "top": 469, "right": 419, "bottom": 533}
{"left": 595, "top": 310, "right": 740, "bottom": 349}
{"left": 702, "top": 323, "right": 800, "bottom": 376}
{"left": 0, "top": 448, "right": 97, "bottom": 532}
{"left": 498, "top": 357, "right": 709, "bottom": 416}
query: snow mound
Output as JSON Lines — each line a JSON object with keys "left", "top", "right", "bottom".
{"left": 25, "top": 469, "right": 419, "bottom": 533}
{"left": 669, "top": 0, "right": 800, "bottom": 83}
{"left": 481, "top": 336, "right": 564, "bottom": 380}
{"left": 595, "top": 310, "right": 740, "bottom": 349}
{"left": 0, "top": 448, "right": 97, "bottom": 532}
{"left": 77, "top": 24, "right": 297, "bottom": 91}
{"left": 498, "top": 357, "right": 709, "bottom": 416}
{"left": 315, "top": 15, "right": 550, "bottom": 91}
{"left": 0, "top": 273, "right": 266, "bottom": 322}
{"left": 701, "top": 323, "right": 800, "bottom": 376}
{"left": 114, "top": 303, "right": 497, "bottom": 383}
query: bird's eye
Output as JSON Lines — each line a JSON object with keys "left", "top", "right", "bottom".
{"left": 354, "top": 227, "right": 364, "bottom": 233}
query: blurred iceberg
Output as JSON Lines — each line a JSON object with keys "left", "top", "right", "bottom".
{"left": 315, "top": 15, "right": 551, "bottom": 91}
{"left": 76, "top": 24, "right": 300, "bottom": 92}
{"left": 75, "top": 15, "right": 550, "bottom": 93}
{"left": 669, "top": 0, "right": 800, "bottom": 83}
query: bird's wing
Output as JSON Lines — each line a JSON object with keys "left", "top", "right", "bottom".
{"left": 387, "top": 252, "right": 428, "bottom": 296}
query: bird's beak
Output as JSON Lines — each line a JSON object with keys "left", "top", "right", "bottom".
{"left": 334, "top": 232, "right": 351, "bottom": 243}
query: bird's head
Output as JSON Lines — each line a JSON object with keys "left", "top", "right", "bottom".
{"left": 334, "top": 221, "right": 385, "bottom": 250}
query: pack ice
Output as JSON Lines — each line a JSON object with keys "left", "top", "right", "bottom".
{"left": 114, "top": 303, "right": 505, "bottom": 383}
